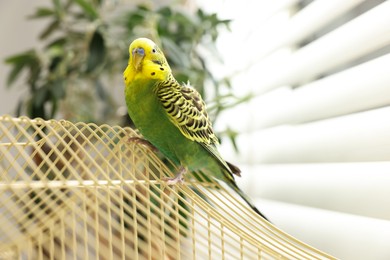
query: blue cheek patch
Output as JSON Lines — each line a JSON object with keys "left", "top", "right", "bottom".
{"left": 133, "top": 47, "right": 145, "bottom": 56}
{"left": 137, "top": 48, "right": 145, "bottom": 56}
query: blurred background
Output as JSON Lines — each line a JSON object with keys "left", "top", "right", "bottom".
{"left": 1, "top": 0, "right": 390, "bottom": 258}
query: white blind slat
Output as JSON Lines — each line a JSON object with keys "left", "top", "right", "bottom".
{"left": 226, "top": 106, "right": 390, "bottom": 164}
{"left": 252, "top": 0, "right": 390, "bottom": 94}
{"left": 253, "top": 0, "right": 366, "bottom": 59}
{"left": 239, "top": 163, "right": 390, "bottom": 219}
{"left": 250, "top": 53, "right": 390, "bottom": 128}
{"left": 257, "top": 199, "right": 390, "bottom": 260}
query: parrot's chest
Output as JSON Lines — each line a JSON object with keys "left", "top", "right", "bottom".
{"left": 125, "top": 81, "right": 180, "bottom": 157}
{"left": 125, "top": 81, "right": 160, "bottom": 131}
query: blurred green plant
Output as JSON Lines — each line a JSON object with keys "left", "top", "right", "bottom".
{"left": 5, "top": 0, "right": 240, "bottom": 127}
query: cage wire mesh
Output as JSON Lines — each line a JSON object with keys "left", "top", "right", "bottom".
{"left": 0, "top": 115, "right": 334, "bottom": 259}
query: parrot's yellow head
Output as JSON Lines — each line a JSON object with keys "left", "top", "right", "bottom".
{"left": 124, "top": 38, "right": 171, "bottom": 85}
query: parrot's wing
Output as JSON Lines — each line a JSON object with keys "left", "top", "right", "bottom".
{"left": 157, "top": 80, "right": 240, "bottom": 176}
{"left": 157, "top": 80, "right": 218, "bottom": 145}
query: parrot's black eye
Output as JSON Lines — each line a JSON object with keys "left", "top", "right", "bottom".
{"left": 152, "top": 48, "right": 157, "bottom": 53}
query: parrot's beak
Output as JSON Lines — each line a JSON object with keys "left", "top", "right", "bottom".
{"left": 132, "top": 47, "right": 145, "bottom": 70}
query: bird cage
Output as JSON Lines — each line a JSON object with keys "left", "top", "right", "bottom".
{"left": 0, "top": 115, "right": 334, "bottom": 259}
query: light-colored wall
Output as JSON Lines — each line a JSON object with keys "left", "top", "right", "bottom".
{"left": 0, "top": 0, "right": 48, "bottom": 115}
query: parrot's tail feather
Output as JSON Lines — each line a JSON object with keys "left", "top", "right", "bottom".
{"left": 230, "top": 181, "right": 269, "bottom": 221}
{"left": 226, "top": 161, "right": 241, "bottom": 177}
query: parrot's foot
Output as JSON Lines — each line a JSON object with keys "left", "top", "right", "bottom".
{"left": 128, "top": 137, "right": 158, "bottom": 152}
{"left": 164, "top": 166, "right": 187, "bottom": 185}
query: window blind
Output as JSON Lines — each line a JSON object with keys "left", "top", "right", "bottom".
{"left": 199, "top": 0, "right": 390, "bottom": 258}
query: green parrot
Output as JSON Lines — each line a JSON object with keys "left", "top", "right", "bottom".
{"left": 124, "top": 38, "right": 268, "bottom": 221}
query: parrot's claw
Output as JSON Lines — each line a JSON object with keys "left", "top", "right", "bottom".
{"left": 128, "top": 137, "right": 158, "bottom": 152}
{"left": 164, "top": 166, "right": 187, "bottom": 185}
{"left": 164, "top": 176, "right": 184, "bottom": 185}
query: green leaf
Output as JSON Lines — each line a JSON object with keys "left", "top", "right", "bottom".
{"left": 6, "top": 62, "right": 25, "bottom": 87}
{"left": 29, "top": 86, "right": 49, "bottom": 118}
{"left": 45, "top": 37, "right": 66, "bottom": 49}
{"left": 161, "top": 37, "right": 189, "bottom": 67}
{"left": 30, "top": 103, "right": 46, "bottom": 119}
{"left": 49, "top": 80, "right": 66, "bottom": 100}
{"left": 48, "top": 56, "right": 63, "bottom": 72}
{"left": 122, "top": 5, "right": 150, "bottom": 31}
{"left": 39, "top": 20, "right": 60, "bottom": 40}
{"left": 25, "top": 57, "right": 42, "bottom": 92}
{"left": 124, "top": 13, "right": 145, "bottom": 30}
{"left": 136, "top": 4, "right": 150, "bottom": 12}
{"left": 50, "top": 97, "right": 58, "bottom": 118}
{"left": 5, "top": 50, "right": 40, "bottom": 87}
{"left": 86, "top": 29, "right": 105, "bottom": 73}
{"left": 33, "top": 86, "right": 49, "bottom": 108}
{"left": 16, "top": 99, "right": 24, "bottom": 117}
{"left": 5, "top": 50, "right": 36, "bottom": 64}
{"left": 229, "top": 133, "right": 239, "bottom": 152}
{"left": 52, "top": 0, "right": 62, "bottom": 13}
{"left": 74, "top": 0, "right": 99, "bottom": 19}
{"left": 222, "top": 127, "right": 239, "bottom": 152}
{"left": 29, "top": 7, "right": 55, "bottom": 19}
{"left": 158, "top": 6, "right": 172, "bottom": 17}
{"left": 95, "top": 80, "right": 106, "bottom": 100}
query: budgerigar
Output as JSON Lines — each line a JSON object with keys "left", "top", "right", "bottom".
{"left": 124, "top": 38, "right": 268, "bottom": 220}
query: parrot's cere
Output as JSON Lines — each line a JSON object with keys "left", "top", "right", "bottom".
{"left": 124, "top": 38, "right": 268, "bottom": 221}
